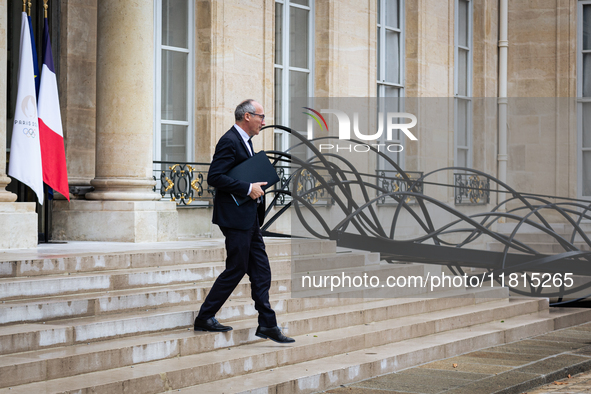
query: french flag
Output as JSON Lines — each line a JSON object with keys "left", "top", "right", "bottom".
{"left": 38, "top": 17, "right": 69, "bottom": 201}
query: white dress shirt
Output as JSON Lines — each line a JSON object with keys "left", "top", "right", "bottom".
{"left": 234, "top": 124, "right": 254, "bottom": 196}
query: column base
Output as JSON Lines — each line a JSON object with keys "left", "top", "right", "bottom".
{"left": 0, "top": 175, "right": 17, "bottom": 202}
{"left": 52, "top": 200, "right": 178, "bottom": 242}
{"left": 86, "top": 178, "right": 161, "bottom": 201}
{"left": 0, "top": 202, "right": 38, "bottom": 249}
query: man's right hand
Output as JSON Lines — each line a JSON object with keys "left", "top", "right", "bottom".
{"left": 249, "top": 182, "right": 267, "bottom": 199}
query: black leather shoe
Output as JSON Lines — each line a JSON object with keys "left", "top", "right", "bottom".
{"left": 194, "top": 317, "right": 232, "bottom": 332}
{"left": 255, "top": 326, "right": 295, "bottom": 343}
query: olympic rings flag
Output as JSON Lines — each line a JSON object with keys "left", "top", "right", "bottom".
{"left": 8, "top": 12, "right": 44, "bottom": 204}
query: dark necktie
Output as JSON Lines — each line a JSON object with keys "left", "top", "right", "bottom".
{"left": 248, "top": 138, "right": 261, "bottom": 203}
{"left": 248, "top": 138, "right": 254, "bottom": 157}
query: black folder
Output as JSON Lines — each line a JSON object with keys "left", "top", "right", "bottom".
{"left": 227, "top": 151, "right": 280, "bottom": 205}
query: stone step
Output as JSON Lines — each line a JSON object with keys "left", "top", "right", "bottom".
{"left": 0, "top": 253, "right": 306, "bottom": 301}
{"left": 0, "top": 274, "right": 293, "bottom": 325}
{"left": 0, "top": 284, "right": 503, "bottom": 357}
{"left": 0, "top": 238, "right": 337, "bottom": 278}
{"left": 0, "top": 250, "right": 412, "bottom": 311}
{"left": 0, "top": 289, "right": 534, "bottom": 390}
{"left": 0, "top": 259, "right": 424, "bottom": 326}
{"left": 0, "top": 246, "right": 370, "bottom": 302}
{"left": 292, "top": 251, "right": 381, "bottom": 273}
{"left": 487, "top": 240, "right": 591, "bottom": 254}
{"left": 188, "top": 307, "right": 591, "bottom": 394}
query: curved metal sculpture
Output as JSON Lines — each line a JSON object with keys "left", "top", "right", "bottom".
{"left": 260, "top": 125, "right": 591, "bottom": 305}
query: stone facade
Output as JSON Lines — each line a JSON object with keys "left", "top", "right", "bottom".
{"left": 0, "top": 0, "right": 587, "bottom": 246}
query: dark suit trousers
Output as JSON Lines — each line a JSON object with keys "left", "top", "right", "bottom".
{"left": 197, "top": 216, "right": 277, "bottom": 328}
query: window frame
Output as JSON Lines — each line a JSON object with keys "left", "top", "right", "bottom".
{"left": 577, "top": 0, "right": 591, "bottom": 200}
{"left": 454, "top": 0, "right": 473, "bottom": 171}
{"left": 376, "top": 0, "right": 405, "bottom": 171}
{"left": 154, "top": 0, "right": 195, "bottom": 162}
{"left": 274, "top": 0, "right": 315, "bottom": 151}
{"left": 377, "top": 0, "right": 405, "bottom": 96}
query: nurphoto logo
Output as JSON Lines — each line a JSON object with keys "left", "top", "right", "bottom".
{"left": 304, "top": 107, "right": 418, "bottom": 153}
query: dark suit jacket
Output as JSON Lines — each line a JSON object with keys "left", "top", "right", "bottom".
{"left": 208, "top": 126, "right": 265, "bottom": 230}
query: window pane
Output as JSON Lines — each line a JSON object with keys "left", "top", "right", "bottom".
{"left": 385, "top": 30, "right": 400, "bottom": 84}
{"left": 289, "top": 71, "right": 308, "bottom": 131}
{"left": 384, "top": 85, "right": 400, "bottom": 98}
{"left": 459, "top": 0, "right": 468, "bottom": 48}
{"left": 275, "top": 131, "right": 285, "bottom": 152}
{"left": 457, "top": 148, "right": 468, "bottom": 168}
{"left": 381, "top": 151, "right": 400, "bottom": 172}
{"left": 458, "top": 48, "right": 468, "bottom": 96}
{"left": 583, "top": 151, "right": 591, "bottom": 196}
{"left": 275, "top": 2, "right": 283, "bottom": 65}
{"left": 161, "top": 124, "right": 187, "bottom": 162}
{"left": 289, "top": 6, "right": 309, "bottom": 69}
{"left": 456, "top": 99, "right": 468, "bottom": 146}
{"left": 161, "top": 50, "right": 188, "bottom": 121}
{"left": 385, "top": 0, "right": 399, "bottom": 29}
{"left": 275, "top": 68, "right": 283, "bottom": 125}
{"left": 584, "top": 53, "right": 591, "bottom": 97}
{"left": 162, "top": 0, "right": 188, "bottom": 48}
{"left": 291, "top": 0, "right": 309, "bottom": 6}
{"left": 584, "top": 5, "right": 591, "bottom": 50}
{"left": 583, "top": 103, "right": 591, "bottom": 148}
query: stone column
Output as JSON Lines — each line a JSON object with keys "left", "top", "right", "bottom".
{"left": 58, "top": 0, "right": 98, "bottom": 197}
{"left": 52, "top": 0, "right": 177, "bottom": 242}
{"left": 0, "top": 0, "right": 37, "bottom": 249}
{"left": 0, "top": 0, "right": 15, "bottom": 204}
{"left": 88, "top": 0, "right": 158, "bottom": 201}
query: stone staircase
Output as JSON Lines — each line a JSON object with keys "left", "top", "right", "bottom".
{"left": 0, "top": 238, "right": 590, "bottom": 393}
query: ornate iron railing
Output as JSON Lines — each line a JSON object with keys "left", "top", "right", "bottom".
{"left": 274, "top": 166, "right": 335, "bottom": 206}
{"left": 258, "top": 125, "right": 591, "bottom": 306}
{"left": 153, "top": 161, "right": 214, "bottom": 206}
{"left": 376, "top": 170, "right": 424, "bottom": 205}
{"left": 153, "top": 160, "right": 336, "bottom": 207}
{"left": 454, "top": 173, "right": 490, "bottom": 205}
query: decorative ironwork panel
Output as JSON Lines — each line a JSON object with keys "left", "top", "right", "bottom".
{"left": 295, "top": 168, "right": 335, "bottom": 206}
{"left": 454, "top": 173, "right": 490, "bottom": 205}
{"left": 153, "top": 161, "right": 214, "bottom": 206}
{"left": 376, "top": 170, "right": 424, "bottom": 205}
{"left": 273, "top": 166, "right": 289, "bottom": 206}
{"left": 273, "top": 166, "right": 334, "bottom": 207}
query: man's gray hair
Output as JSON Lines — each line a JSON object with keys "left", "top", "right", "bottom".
{"left": 235, "top": 99, "right": 256, "bottom": 122}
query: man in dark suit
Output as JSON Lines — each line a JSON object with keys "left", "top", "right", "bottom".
{"left": 194, "top": 99, "right": 294, "bottom": 344}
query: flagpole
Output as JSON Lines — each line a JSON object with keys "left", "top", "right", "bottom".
{"left": 42, "top": 0, "right": 49, "bottom": 243}
{"left": 27, "top": 1, "right": 31, "bottom": 16}
{"left": 22, "top": 0, "right": 25, "bottom": 13}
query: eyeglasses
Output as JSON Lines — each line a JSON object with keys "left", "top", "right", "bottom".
{"left": 249, "top": 112, "right": 265, "bottom": 120}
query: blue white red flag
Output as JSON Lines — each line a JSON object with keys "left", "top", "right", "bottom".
{"left": 38, "top": 17, "right": 69, "bottom": 201}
